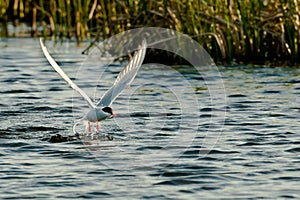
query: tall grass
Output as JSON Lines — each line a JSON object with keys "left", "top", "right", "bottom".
{"left": 0, "top": 0, "right": 299, "bottom": 63}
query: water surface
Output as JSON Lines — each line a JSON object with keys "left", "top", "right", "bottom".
{"left": 0, "top": 38, "right": 299, "bottom": 199}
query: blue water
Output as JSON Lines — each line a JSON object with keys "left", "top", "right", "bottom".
{"left": 0, "top": 38, "right": 300, "bottom": 199}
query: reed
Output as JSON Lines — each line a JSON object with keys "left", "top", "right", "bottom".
{"left": 0, "top": 0, "right": 299, "bottom": 63}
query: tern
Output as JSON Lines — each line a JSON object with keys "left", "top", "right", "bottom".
{"left": 39, "top": 38, "right": 147, "bottom": 134}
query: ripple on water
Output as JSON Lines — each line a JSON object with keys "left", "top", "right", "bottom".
{"left": 227, "top": 94, "right": 248, "bottom": 98}
{"left": 1, "top": 89, "right": 37, "bottom": 94}
{"left": 13, "top": 126, "right": 63, "bottom": 133}
{"left": 285, "top": 147, "right": 300, "bottom": 153}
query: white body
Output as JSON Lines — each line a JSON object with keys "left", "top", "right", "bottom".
{"left": 85, "top": 108, "right": 111, "bottom": 122}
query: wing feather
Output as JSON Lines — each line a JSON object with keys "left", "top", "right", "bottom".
{"left": 39, "top": 38, "right": 95, "bottom": 108}
{"left": 97, "top": 40, "right": 147, "bottom": 107}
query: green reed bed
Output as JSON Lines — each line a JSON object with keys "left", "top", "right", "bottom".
{"left": 0, "top": 0, "right": 299, "bottom": 63}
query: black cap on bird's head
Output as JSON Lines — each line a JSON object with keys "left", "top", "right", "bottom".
{"left": 102, "top": 107, "right": 116, "bottom": 117}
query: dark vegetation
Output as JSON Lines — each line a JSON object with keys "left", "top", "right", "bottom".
{"left": 0, "top": 0, "right": 299, "bottom": 64}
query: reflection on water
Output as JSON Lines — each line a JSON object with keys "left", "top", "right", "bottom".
{"left": 0, "top": 38, "right": 299, "bottom": 199}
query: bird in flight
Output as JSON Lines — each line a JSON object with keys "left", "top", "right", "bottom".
{"left": 39, "top": 38, "right": 147, "bottom": 134}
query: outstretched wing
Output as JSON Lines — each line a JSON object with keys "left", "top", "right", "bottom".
{"left": 39, "top": 38, "right": 95, "bottom": 108}
{"left": 97, "top": 39, "right": 147, "bottom": 107}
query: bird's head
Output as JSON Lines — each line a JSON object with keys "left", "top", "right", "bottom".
{"left": 102, "top": 107, "right": 116, "bottom": 117}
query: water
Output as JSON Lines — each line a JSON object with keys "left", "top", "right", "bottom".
{"left": 1, "top": 38, "right": 300, "bottom": 199}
